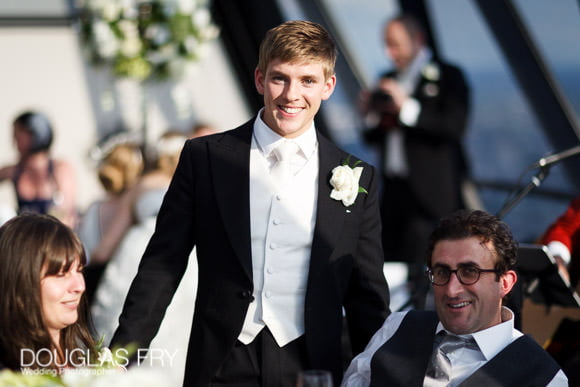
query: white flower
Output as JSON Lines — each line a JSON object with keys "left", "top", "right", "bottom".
{"left": 118, "top": 20, "right": 139, "bottom": 39}
{"left": 145, "top": 23, "right": 171, "bottom": 46}
{"left": 330, "top": 165, "right": 364, "bottom": 207}
{"left": 93, "top": 21, "right": 119, "bottom": 58}
{"left": 192, "top": 8, "right": 211, "bottom": 28}
{"left": 120, "top": 36, "right": 142, "bottom": 57}
{"left": 422, "top": 63, "right": 440, "bottom": 81}
{"left": 101, "top": 2, "right": 122, "bottom": 21}
{"left": 175, "top": 0, "right": 196, "bottom": 14}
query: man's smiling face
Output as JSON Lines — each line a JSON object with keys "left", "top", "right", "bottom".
{"left": 432, "top": 236, "right": 516, "bottom": 335}
{"left": 255, "top": 58, "right": 336, "bottom": 138}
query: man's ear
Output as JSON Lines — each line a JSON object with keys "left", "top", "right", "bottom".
{"left": 321, "top": 74, "right": 337, "bottom": 101}
{"left": 500, "top": 270, "right": 518, "bottom": 298}
{"left": 254, "top": 67, "right": 265, "bottom": 95}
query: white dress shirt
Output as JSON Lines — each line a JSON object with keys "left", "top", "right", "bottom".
{"left": 341, "top": 307, "right": 568, "bottom": 386}
{"left": 384, "top": 47, "right": 431, "bottom": 177}
{"left": 238, "top": 110, "right": 319, "bottom": 347}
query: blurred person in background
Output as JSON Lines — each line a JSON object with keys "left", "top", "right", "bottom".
{"left": 90, "top": 131, "right": 191, "bottom": 385}
{"left": 541, "top": 195, "right": 580, "bottom": 287}
{"left": 91, "top": 131, "right": 188, "bottom": 337}
{"left": 0, "top": 111, "right": 78, "bottom": 228}
{"left": 360, "top": 13, "right": 470, "bottom": 309}
{"left": 89, "top": 130, "right": 188, "bottom": 266}
{"left": 78, "top": 133, "right": 144, "bottom": 303}
{"left": 189, "top": 122, "right": 218, "bottom": 139}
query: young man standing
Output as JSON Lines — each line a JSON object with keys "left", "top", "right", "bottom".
{"left": 111, "top": 20, "right": 390, "bottom": 386}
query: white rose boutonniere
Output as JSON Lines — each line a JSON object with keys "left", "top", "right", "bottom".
{"left": 422, "top": 62, "right": 440, "bottom": 81}
{"left": 330, "top": 156, "right": 368, "bottom": 207}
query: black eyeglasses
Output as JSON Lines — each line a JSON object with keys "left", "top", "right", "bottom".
{"left": 426, "top": 265, "right": 499, "bottom": 286}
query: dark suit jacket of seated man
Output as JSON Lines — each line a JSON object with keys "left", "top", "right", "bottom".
{"left": 342, "top": 210, "right": 567, "bottom": 386}
{"left": 110, "top": 20, "right": 390, "bottom": 387}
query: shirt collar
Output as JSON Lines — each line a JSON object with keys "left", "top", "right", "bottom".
{"left": 253, "top": 108, "right": 317, "bottom": 160}
{"left": 435, "top": 306, "right": 515, "bottom": 360}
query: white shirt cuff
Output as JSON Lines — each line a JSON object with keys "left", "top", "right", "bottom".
{"left": 547, "top": 241, "right": 571, "bottom": 265}
{"left": 399, "top": 98, "right": 421, "bottom": 127}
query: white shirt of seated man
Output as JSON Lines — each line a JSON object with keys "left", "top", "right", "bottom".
{"left": 342, "top": 235, "right": 568, "bottom": 387}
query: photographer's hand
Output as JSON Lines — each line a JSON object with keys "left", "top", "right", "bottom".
{"left": 379, "top": 79, "right": 408, "bottom": 113}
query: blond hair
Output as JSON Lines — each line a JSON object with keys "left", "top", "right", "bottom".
{"left": 257, "top": 20, "right": 337, "bottom": 80}
{"left": 98, "top": 143, "right": 144, "bottom": 195}
{"left": 155, "top": 131, "right": 187, "bottom": 176}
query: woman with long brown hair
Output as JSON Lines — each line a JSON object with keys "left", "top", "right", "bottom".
{"left": 0, "top": 213, "right": 96, "bottom": 371}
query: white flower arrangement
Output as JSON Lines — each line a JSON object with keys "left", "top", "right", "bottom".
{"left": 78, "top": 0, "right": 220, "bottom": 81}
{"left": 330, "top": 156, "right": 368, "bottom": 207}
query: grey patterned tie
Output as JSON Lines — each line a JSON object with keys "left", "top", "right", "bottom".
{"left": 270, "top": 140, "right": 299, "bottom": 188}
{"left": 424, "top": 332, "right": 479, "bottom": 386}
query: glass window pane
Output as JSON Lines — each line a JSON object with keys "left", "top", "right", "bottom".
{"left": 426, "top": 0, "right": 578, "bottom": 241}
{"left": 513, "top": 0, "right": 580, "bottom": 117}
{"left": 317, "top": 0, "right": 400, "bottom": 87}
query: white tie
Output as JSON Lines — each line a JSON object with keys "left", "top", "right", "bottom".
{"left": 270, "top": 140, "right": 299, "bottom": 188}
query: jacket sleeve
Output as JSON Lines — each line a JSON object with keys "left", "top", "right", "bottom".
{"left": 541, "top": 197, "right": 580, "bottom": 254}
{"left": 110, "top": 140, "right": 198, "bottom": 353}
{"left": 343, "top": 163, "right": 391, "bottom": 354}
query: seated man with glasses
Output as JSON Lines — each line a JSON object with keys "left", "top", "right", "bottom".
{"left": 342, "top": 209, "right": 568, "bottom": 386}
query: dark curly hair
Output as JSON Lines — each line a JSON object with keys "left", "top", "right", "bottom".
{"left": 426, "top": 209, "right": 518, "bottom": 277}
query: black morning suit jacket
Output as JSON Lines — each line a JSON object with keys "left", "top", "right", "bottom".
{"left": 364, "top": 60, "right": 470, "bottom": 218}
{"left": 111, "top": 119, "right": 391, "bottom": 386}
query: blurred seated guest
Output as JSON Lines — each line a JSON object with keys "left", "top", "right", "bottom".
{"left": 0, "top": 213, "right": 96, "bottom": 371}
{"left": 342, "top": 209, "right": 567, "bottom": 386}
{"left": 189, "top": 122, "right": 218, "bottom": 139}
{"left": 78, "top": 134, "right": 144, "bottom": 303}
{"left": 79, "top": 133, "right": 144, "bottom": 261}
{"left": 541, "top": 196, "right": 580, "bottom": 286}
{"left": 91, "top": 131, "right": 191, "bottom": 384}
{"left": 0, "top": 111, "right": 77, "bottom": 228}
{"left": 90, "top": 131, "right": 187, "bottom": 265}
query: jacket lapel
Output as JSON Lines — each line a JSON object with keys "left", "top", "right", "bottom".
{"left": 309, "top": 134, "right": 348, "bottom": 273}
{"left": 208, "top": 121, "right": 253, "bottom": 281}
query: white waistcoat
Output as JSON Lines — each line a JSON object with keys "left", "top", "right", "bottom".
{"left": 238, "top": 135, "right": 318, "bottom": 347}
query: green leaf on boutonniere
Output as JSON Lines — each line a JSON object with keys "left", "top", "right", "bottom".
{"left": 342, "top": 155, "right": 363, "bottom": 168}
{"left": 358, "top": 186, "right": 368, "bottom": 194}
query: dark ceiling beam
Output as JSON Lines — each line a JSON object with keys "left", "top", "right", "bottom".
{"left": 398, "top": 0, "right": 440, "bottom": 59}
{"left": 210, "top": 0, "right": 284, "bottom": 114}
